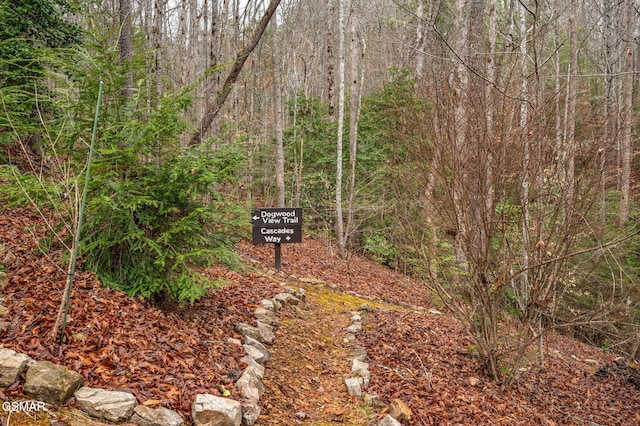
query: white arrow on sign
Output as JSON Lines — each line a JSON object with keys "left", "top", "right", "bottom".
{"left": 286, "top": 236, "right": 291, "bottom": 241}
{"left": 252, "top": 215, "right": 260, "bottom": 221}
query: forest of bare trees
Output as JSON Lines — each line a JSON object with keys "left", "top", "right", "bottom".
{"left": 2, "top": 0, "right": 640, "bottom": 381}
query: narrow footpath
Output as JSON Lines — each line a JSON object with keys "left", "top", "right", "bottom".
{"left": 257, "top": 278, "right": 385, "bottom": 426}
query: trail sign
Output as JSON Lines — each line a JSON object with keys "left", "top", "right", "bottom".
{"left": 251, "top": 207, "right": 303, "bottom": 271}
{"left": 251, "top": 208, "right": 302, "bottom": 244}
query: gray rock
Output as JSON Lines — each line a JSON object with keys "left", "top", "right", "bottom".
{"left": 352, "top": 344, "right": 367, "bottom": 362}
{"left": 256, "top": 320, "right": 275, "bottom": 344}
{"left": 24, "top": 361, "right": 84, "bottom": 405}
{"left": 351, "top": 358, "right": 369, "bottom": 373}
{"left": 235, "top": 368, "right": 264, "bottom": 403}
{"left": 344, "top": 377, "right": 363, "bottom": 396}
{"left": 344, "top": 333, "right": 357, "bottom": 342}
{"left": 243, "top": 336, "right": 271, "bottom": 363}
{"left": 0, "top": 272, "right": 8, "bottom": 289}
{"left": 240, "top": 355, "right": 265, "bottom": 379}
{"left": 259, "top": 299, "right": 275, "bottom": 312}
{"left": 379, "top": 414, "right": 402, "bottom": 426}
{"left": 0, "top": 347, "right": 34, "bottom": 387}
{"left": 363, "top": 393, "right": 381, "bottom": 408}
{"left": 235, "top": 323, "right": 261, "bottom": 341}
{"left": 243, "top": 344, "right": 269, "bottom": 365}
{"left": 270, "top": 298, "right": 283, "bottom": 312}
{"left": 254, "top": 307, "right": 275, "bottom": 326}
{"left": 192, "top": 394, "right": 242, "bottom": 426}
{"left": 350, "top": 313, "right": 362, "bottom": 322}
{"left": 350, "top": 359, "right": 371, "bottom": 387}
{"left": 130, "top": 405, "right": 184, "bottom": 426}
{"left": 74, "top": 386, "right": 136, "bottom": 422}
{"left": 345, "top": 323, "right": 362, "bottom": 334}
{"left": 241, "top": 401, "right": 261, "bottom": 426}
{"left": 274, "top": 293, "right": 300, "bottom": 306}
{"left": 287, "top": 287, "right": 306, "bottom": 301}
{"left": 295, "top": 288, "right": 306, "bottom": 300}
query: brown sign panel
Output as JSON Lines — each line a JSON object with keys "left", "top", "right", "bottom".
{"left": 251, "top": 208, "right": 303, "bottom": 244}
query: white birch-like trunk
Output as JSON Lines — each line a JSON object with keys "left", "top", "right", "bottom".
{"left": 336, "top": 0, "right": 346, "bottom": 257}
{"left": 619, "top": 0, "right": 634, "bottom": 225}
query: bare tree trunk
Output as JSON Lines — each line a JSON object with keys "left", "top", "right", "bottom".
{"left": 565, "top": 10, "right": 578, "bottom": 212}
{"left": 619, "top": 0, "right": 634, "bottom": 225}
{"left": 346, "top": 1, "right": 363, "bottom": 244}
{"left": 274, "top": 39, "right": 285, "bottom": 207}
{"left": 336, "top": 0, "right": 346, "bottom": 258}
{"left": 326, "top": 0, "right": 336, "bottom": 116}
{"left": 519, "top": 0, "right": 531, "bottom": 315}
{"left": 118, "top": 0, "right": 134, "bottom": 102}
{"left": 601, "top": 0, "right": 614, "bottom": 238}
{"left": 189, "top": 0, "right": 282, "bottom": 147}
{"left": 153, "top": 0, "right": 165, "bottom": 105}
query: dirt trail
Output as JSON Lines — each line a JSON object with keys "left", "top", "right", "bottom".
{"left": 258, "top": 278, "right": 391, "bottom": 426}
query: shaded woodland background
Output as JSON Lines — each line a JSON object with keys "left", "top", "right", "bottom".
{"left": 1, "top": 0, "right": 640, "bottom": 383}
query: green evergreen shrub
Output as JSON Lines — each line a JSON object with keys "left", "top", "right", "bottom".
{"left": 82, "top": 146, "right": 245, "bottom": 304}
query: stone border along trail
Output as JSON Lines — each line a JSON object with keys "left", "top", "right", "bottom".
{"left": 256, "top": 274, "right": 404, "bottom": 426}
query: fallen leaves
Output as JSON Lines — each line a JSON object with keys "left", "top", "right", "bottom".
{"left": 1, "top": 205, "right": 640, "bottom": 425}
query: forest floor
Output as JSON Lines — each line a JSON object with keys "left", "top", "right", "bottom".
{"left": 1, "top": 206, "right": 640, "bottom": 425}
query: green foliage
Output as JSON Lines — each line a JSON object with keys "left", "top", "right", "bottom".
{"left": 0, "top": 164, "right": 67, "bottom": 210}
{"left": 0, "top": 0, "right": 81, "bottom": 144}
{"left": 82, "top": 146, "right": 245, "bottom": 304}
{"left": 77, "top": 81, "right": 245, "bottom": 303}
{"left": 362, "top": 233, "right": 398, "bottom": 267}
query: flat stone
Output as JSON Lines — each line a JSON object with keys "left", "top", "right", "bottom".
{"left": 0, "top": 321, "right": 10, "bottom": 334}
{"left": 74, "top": 386, "right": 136, "bottom": 422}
{"left": 0, "top": 348, "right": 34, "bottom": 387}
{"left": 24, "top": 361, "right": 84, "bottom": 405}
{"left": 389, "top": 399, "right": 412, "bottom": 423}
{"left": 240, "top": 355, "right": 265, "bottom": 379}
{"left": 235, "top": 368, "right": 264, "bottom": 403}
{"left": 350, "top": 359, "right": 370, "bottom": 387}
{"left": 259, "top": 299, "right": 275, "bottom": 312}
{"left": 241, "top": 401, "right": 261, "bottom": 426}
{"left": 130, "top": 405, "right": 184, "bottom": 426}
{"left": 254, "top": 307, "right": 276, "bottom": 325}
{"left": 345, "top": 323, "right": 362, "bottom": 334}
{"left": 192, "top": 394, "right": 242, "bottom": 426}
{"left": 270, "top": 298, "right": 283, "bottom": 311}
{"left": 244, "top": 336, "right": 271, "bottom": 363}
{"left": 350, "top": 314, "right": 362, "bottom": 322}
{"left": 274, "top": 292, "right": 300, "bottom": 306}
{"left": 344, "top": 377, "right": 363, "bottom": 396}
{"left": 379, "top": 414, "right": 402, "bottom": 426}
{"left": 363, "top": 393, "right": 381, "bottom": 408}
{"left": 428, "top": 308, "right": 443, "bottom": 315}
{"left": 256, "top": 320, "right": 275, "bottom": 344}
{"left": 235, "top": 323, "right": 261, "bottom": 341}
{"left": 243, "top": 344, "right": 268, "bottom": 365}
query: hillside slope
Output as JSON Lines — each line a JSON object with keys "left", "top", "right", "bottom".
{"left": 0, "top": 207, "right": 639, "bottom": 425}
